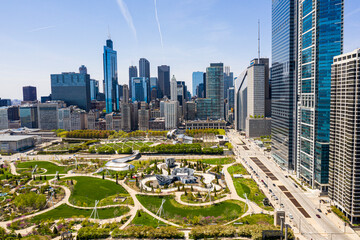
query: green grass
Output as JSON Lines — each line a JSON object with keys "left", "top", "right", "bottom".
{"left": 64, "top": 176, "right": 129, "bottom": 207}
{"left": 136, "top": 195, "right": 246, "bottom": 224}
{"left": 189, "top": 157, "right": 235, "bottom": 165}
{"left": 47, "top": 142, "right": 83, "bottom": 151}
{"left": 102, "top": 141, "right": 153, "bottom": 151}
{"left": 16, "top": 161, "right": 71, "bottom": 174}
{"left": 31, "top": 204, "right": 129, "bottom": 222}
{"left": 228, "top": 163, "right": 249, "bottom": 175}
{"left": 131, "top": 210, "right": 167, "bottom": 227}
{"left": 20, "top": 236, "right": 49, "bottom": 240}
{"left": 232, "top": 178, "right": 273, "bottom": 211}
{"left": 236, "top": 214, "right": 274, "bottom": 225}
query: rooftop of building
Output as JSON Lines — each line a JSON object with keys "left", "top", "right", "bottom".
{"left": 0, "top": 134, "right": 34, "bottom": 142}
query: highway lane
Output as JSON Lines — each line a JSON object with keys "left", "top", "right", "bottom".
{"left": 227, "top": 130, "right": 358, "bottom": 240}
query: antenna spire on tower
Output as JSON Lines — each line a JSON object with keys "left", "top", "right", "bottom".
{"left": 108, "top": 25, "right": 111, "bottom": 39}
{"left": 258, "top": 19, "right": 261, "bottom": 62}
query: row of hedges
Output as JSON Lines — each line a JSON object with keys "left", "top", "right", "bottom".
{"left": 139, "top": 143, "right": 223, "bottom": 155}
{"left": 186, "top": 128, "right": 225, "bottom": 137}
{"left": 190, "top": 225, "right": 294, "bottom": 240}
{"left": 89, "top": 145, "right": 132, "bottom": 154}
{"left": 64, "top": 130, "right": 115, "bottom": 139}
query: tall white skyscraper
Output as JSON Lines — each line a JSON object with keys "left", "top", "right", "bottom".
{"left": 170, "top": 75, "right": 177, "bottom": 101}
{"left": 164, "top": 100, "right": 178, "bottom": 129}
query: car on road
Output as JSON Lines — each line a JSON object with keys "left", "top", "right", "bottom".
{"left": 293, "top": 183, "right": 298, "bottom": 188}
{"left": 274, "top": 196, "right": 278, "bottom": 200}
{"left": 317, "top": 209, "right": 322, "bottom": 213}
{"left": 273, "top": 183, "right": 276, "bottom": 187}
{"left": 285, "top": 175, "right": 288, "bottom": 178}
{"left": 288, "top": 213, "right": 293, "bottom": 219}
{"left": 316, "top": 214, "right": 321, "bottom": 218}
{"left": 280, "top": 203, "right": 284, "bottom": 208}
{"left": 269, "top": 189, "right": 273, "bottom": 193}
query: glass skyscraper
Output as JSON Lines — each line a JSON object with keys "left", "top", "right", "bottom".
{"left": 297, "top": 0, "right": 343, "bottom": 191}
{"left": 131, "top": 77, "right": 148, "bottom": 103}
{"left": 158, "top": 65, "right": 170, "bottom": 98}
{"left": 129, "top": 66, "right": 138, "bottom": 99}
{"left": 206, "top": 63, "right": 224, "bottom": 120}
{"left": 271, "top": 0, "right": 298, "bottom": 170}
{"left": 192, "top": 71, "right": 204, "bottom": 96}
{"left": 103, "top": 39, "right": 119, "bottom": 113}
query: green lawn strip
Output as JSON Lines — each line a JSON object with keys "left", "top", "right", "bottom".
{"left": 20, "top": 236, "right": 49, "bottom": 240}
{"left": 228, "top": 163, "right": 249, "bottom": 175}
{"left": 232, "top": 178, "right": 273, "bottom": 211}
{"left": 188, "top": 157, "right": 235, "bottom": 165}
{"left": 131, "top": 210, "right": 167, "bottom": 227}
{"left": 235, "top": 214, "right": 274, "bottom": 225}
{"left": 136, "top": 195, "right": 246, "bottom": 223}
{"left": 16, "top": 161, "right": 71, "bottom": 174}
{"left": 31, "top": 204, "right": 129, "bottom": 222}
{"left": 64, "top": 176, "right": 129, "bottom": 207}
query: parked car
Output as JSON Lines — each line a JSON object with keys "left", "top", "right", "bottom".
{"left": 316, "top": 214, "right": 321, "bottom": 218}
{"left": 317, "top": 209, "right": 322, "bottom": 213}
{"left": 293, "top": 183, "right": 298, "bottom": 188}
{"left": 280, "top": 203, "right": 284, "bottom": 208}
{"left": 288, "top": 213, "right": 293, "bottom": 219}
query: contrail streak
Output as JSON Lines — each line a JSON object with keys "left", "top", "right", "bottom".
{"left": 116, "top": 0, "right": 137, "bottom": 40}
{"left": 28, "top": 26, "right": 56, "bottom": 33}
{"left": 154, "top": 0, "right": 164, "bottom": 49}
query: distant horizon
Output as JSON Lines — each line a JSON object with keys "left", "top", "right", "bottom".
{"left": 0, "top": 0, "right": 359, "bottom": 100}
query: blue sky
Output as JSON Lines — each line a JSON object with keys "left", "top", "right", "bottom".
{"left": 0, "top": 0, "right": 359, "bottom": 99}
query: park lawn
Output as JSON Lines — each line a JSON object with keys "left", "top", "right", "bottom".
{"left": 236, "top": 214, "right": 274, "bottom": 225}
{"left": 228, "top": 163, "right": 249, "bottom": 175}
{"left": 16, "top": 161, "right": 71, "bottom": 174}
{"left": 47, "top": 142, "right": 84, "bottom": 151}
{"left": 232, "top": 178, "right": 273, "bottom": 211}
{"left": 20, "top": 236, "right": 49, "bottom": 240}
{"left": 64, "top": 176, "right": 129, "bottom": 207}
{"left": 136, "top": 195, "right": 246, "bottom": 224}
{"left": 31, "top": 204, "right": 129, "bottom": 222}
{"left": 189, "top": 157, "right": 235, "bottom": 165}
{"left": 131, "top": 210, "right": 167, "bottom": 228}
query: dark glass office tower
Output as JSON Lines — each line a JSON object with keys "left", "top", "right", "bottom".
{"left": 271, "top": 0, "right": 298, "bottom": 170}
{"left": 158, "top": 65, "right": 170, "bottom": 98}
{"left": 129, "top": 66, "right": 138, "bottom": 99}
{"left": 139, "top": 58, "right": 150, "bottom": 102}
{"left": 297, "top": 0, "right": 343, "bottom": 191}
{"left": 206, "top": 63, "right": 224, "bottom": 120}
{"left": 23, "top": 86, "right": 37, "bottom": 101}
{"left": 103, "top": 39, "right": 119, "bottom": 113}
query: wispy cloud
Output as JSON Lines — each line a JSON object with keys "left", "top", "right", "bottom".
{"left": 116, "top": 0, "right": 137, "bottom": 40}
{"left": 346, "top": 7, "right": 360, "bottom": 18}
{"left": 154, "top": 0, "right": 164, "bottom": 49}
{"left": 28, "top": 25, "right": 56, "bottom": 33}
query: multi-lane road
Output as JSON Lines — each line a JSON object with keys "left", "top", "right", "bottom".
{"left": 227, "top": 130, "right": 360, "bottom": 240}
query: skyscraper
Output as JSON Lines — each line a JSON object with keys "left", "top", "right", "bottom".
{"left": 139, "top": 58, "right": 150, "bottom": 102}
{"left": 20, "top": 104, "right": 38, "bottom": 128}
{"left": 23, "top": 86, "right": 37, "bottom": 102}
{"left": 103, "top": 39, "right": 119, "bottom": 113}
{"left": 79, "top": 65, "right": 87, "bottom": 74}
{"left": 90, "top": 79, "right": 99, "bottom": 100}
{"left": 37, "top": 103, "right": 59, "bottom": 130}
{"left": 170, "top": 75, "right": 177, "bottom": 101}
{"left": 129, "top": 66, "right": 138, "bottom": 99}
{"left": 192, "top": 72, "right": 204, "bottom": 96}
{"left": 131, "top": 77, "right": 148, "bottom": 103}
{"left": 297, "top": 0, "right": 343, "bottom": 191}
{"left": 271, "top": 0, "right": 298, "bottom": 171}
{"left": 51, "top": 71, "right": 91, "bottom": 111}
{"left": 158, "top": 65, "right": 170, "bottom": 98}
{"left": 329, "top": 49, "right": 360, "bottom": 224}
{"left": 223, "top": 66, "right": 234, "bottom": 99}
{"left": 206, "top": 63, "right": 224, "bottom": 120}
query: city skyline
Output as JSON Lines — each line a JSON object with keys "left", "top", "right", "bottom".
{"left": 1, "top": 0, "right": 359, "bottom": 100}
